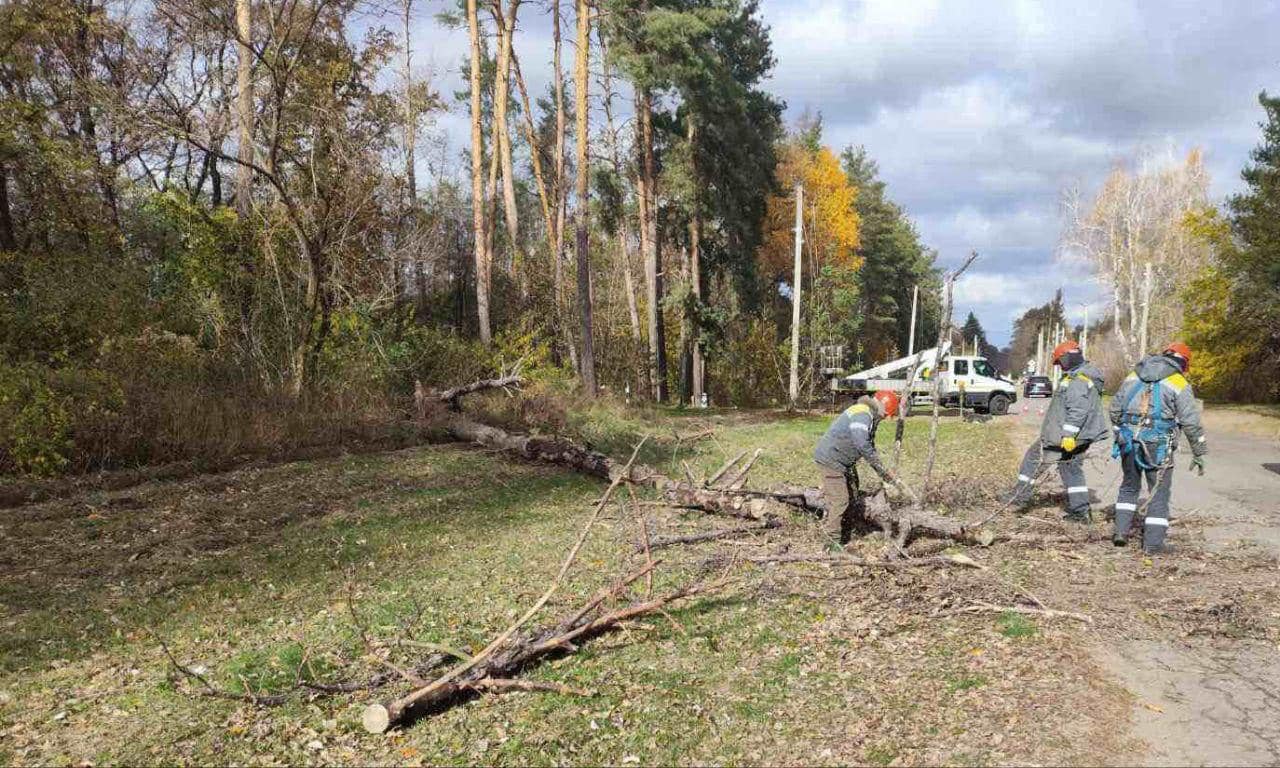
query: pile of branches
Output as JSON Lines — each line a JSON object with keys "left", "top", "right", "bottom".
{"left": 162, "top": 421, "right": 730, "bottom": 732}
{"left": 358, "top": 437, "right": 729, "bottom": 733}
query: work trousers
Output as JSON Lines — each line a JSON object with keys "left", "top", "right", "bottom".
{"left": 1010, "top": 441, "right": 1091, "bottom": 517}
{"left": 817, "top": 462, "right": 863, "bottom": 544}
{"left": 1114, "top": 446, "right": 1175, "bottom": 550}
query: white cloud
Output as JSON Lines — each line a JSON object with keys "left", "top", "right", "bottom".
{"left": 952, "top": 272, "right": 1040, "bottom": 306}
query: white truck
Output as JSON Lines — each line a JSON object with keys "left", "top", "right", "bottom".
{"left": 826, "top": 342, "right": 1019, "bottom": 416}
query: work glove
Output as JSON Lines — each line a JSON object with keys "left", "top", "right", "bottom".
{"left": 882, "top": 471, "right": 920, "bottom": 505}
{"left": 1190, "top": 455, "right": 1206, "bottom": 476}
{"left": 1060, "top": 436, "right": 1077, "bottom": 453}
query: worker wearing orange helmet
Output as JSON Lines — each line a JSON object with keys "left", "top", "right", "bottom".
{"left": 1109, "top": 342, "right": 1207, "bottom": 554}
{"left": 1008, "top": 340, "right": 1108, "bottom": 523}
{"left": 813, "top": 390, "right": 904, "bottom": 545}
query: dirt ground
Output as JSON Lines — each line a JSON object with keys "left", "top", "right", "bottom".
{"left": 1011, "top": 399, "right": 1280, "bottom": 766}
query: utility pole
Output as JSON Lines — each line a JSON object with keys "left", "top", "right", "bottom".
{"left": 788, "top": 181, "right": 803, "bottom": 406}
{"left": 1035, "top": 326, "right": 1045, "bottom": 376}
{"left": 907, "top": 284, "right": 919, "bottom": 357}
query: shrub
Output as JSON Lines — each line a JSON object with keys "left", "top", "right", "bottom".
{"left": 710, "top": 317, "right": 788, "bottom": 407}
{"left": 0, "top": 363, "right": 122, "bottom": 476}
{"left": 0, "top": 366, "right": 72, "bottom": 476}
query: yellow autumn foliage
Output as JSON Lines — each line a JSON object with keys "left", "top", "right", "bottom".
{"left": 759, "top": 143, "right": 861, "bottom": 280}
{"left": 1178, "top": 207, "right": 1256, "bottom": 400}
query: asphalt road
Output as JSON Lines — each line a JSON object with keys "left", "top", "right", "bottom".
{"left": 1015, "top": 399, "right": 1280, "bottom": 766}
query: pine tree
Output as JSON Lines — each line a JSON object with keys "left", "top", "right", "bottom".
{"left": 961, "top": 311, "right": 986, "bottom": 351}
{"left": 607, "top": 0, "right": 781, "bottom": 403}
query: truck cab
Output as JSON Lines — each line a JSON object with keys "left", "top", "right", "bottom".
{"left": 930, "top": 355, "right": 1018, "bottom": 415}
{"left": 829, "top": 344, "right": 1018, "bottom": 415}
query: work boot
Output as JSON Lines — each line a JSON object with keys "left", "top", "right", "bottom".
{"left": 1064, "top": 510, "right": 1092, "bottom": 525}
{"left": 1143, "top": 542, "right": 1175, "bottom": 556}
{"left": 1112, "top": 532, "right": 1128, "bottom": 547}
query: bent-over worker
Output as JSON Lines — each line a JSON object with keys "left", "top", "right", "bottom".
{"left": 813, "top": 390, "right": 902, "bottom": 545}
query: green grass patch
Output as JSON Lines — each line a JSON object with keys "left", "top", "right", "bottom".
{"left": 865, "top": 743, "right": 901, "bottom": 766}
{"left": 222, "top": 642, "right": 335, "bottom": 694}
{"left": 946, "top": 674, "right": 989, "bottom": 694}
{"left": 998, "top": 611, "right": 1038, "bottom": 638}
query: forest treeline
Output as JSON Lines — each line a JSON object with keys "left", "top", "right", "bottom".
{"left": 0, "top": 0, "right": 941, "bottom": 476}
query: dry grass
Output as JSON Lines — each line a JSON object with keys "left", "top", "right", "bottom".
{"left": 1201, "top": 404, "right": 1280, "bottom": 442}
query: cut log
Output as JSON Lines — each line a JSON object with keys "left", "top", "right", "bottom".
{"left": 742, "top": 552, "right": 983, "bottom": 570}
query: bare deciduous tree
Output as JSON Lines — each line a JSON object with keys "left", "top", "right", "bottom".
{"left": 1062, "top": 149, "right": 1211, "bottom": 362}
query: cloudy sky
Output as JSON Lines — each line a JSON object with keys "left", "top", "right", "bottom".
{"left": 409, "top": 0, "right": 1280, "bottom": 345}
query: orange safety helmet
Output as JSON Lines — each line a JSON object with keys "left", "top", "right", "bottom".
{"left": 1164, "top": 342, "right": 1192, "bottom": 371}
{"left": 873, "top": 390, "right": 900, "bottom": 418}
{"left": 1051, "top": 340, "right": 1081, "bottom": 367}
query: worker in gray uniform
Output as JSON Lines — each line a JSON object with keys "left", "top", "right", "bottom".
{"left": 1008, "top": 340, "right": 1109, "bottom": 523}
{"left": 813, "top": 390, "right": 900, "bottom": 545}
{"left": 1109, "top": 342, "right": 1207, "bottom": 554}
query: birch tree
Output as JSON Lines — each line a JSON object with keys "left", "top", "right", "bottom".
{"left": 1062, "top": 149, "right": 1212, "bottom": 361}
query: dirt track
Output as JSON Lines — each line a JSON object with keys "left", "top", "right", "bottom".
{"left": 1013, "top": 401, "right": 1280, "bottom": 766}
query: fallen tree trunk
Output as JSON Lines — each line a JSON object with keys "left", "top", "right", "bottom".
{"left": 432, "top": 376, "right": 994, "bottom": 547}
{"left": 644, "top": 520, "right": 780, "bottom": 552}
{"left": 444, "top": 415, "right": 615, "bottom": 479}
{"left": 742, "top": 551, "right": 983, "bottom": 570}
{"left": 437, "top": 374, "right": 523, "bottom": 411}
{"left": 442, "top": 412, "right": 791, "bottom": 523}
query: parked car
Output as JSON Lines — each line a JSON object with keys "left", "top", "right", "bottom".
{"left": 1023, "top": 375, "right": 1053, "bottom": 398}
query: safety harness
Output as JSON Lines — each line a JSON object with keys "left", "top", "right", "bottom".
{"left": 1111, "top": 376, "right": 1178, "bottom": 469}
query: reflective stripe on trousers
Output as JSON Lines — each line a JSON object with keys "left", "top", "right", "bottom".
{"left": 1113, "top": 448, "right": 1174, "bottom": 547}
{"left": 1058, "top": 453, "right": 1089, "bottom": 516}
{"left": 1012, "top": 440, "right": 1089, "bottom": 515}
